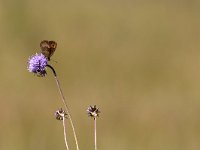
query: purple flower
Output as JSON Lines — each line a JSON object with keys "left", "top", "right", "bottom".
{"left": 28, "top": 53, "right": 48, "bottom": 77}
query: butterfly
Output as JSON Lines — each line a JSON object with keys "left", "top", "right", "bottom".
{"left": 40, "top": 40, "right": 57, "bottom": 61}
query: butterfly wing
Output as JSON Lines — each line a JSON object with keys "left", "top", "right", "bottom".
{"left": 40, "top": 40, "right": 50, "bottom": 59}
{"left": 48, "top": 41, "right": 57, "bottom": 58}
{"left": 40, "top": 40, "right": 57, "bottom": 61}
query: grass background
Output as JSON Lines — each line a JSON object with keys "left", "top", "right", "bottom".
{"left": 0, "top": 0, "right": 200, "bottom": 150}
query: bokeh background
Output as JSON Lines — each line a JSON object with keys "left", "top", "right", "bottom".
{"left": 1, "top": 0, "right": 200, "bottom": 150}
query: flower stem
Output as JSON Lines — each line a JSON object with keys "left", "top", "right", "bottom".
{"left": 47, "top": 65, "right": 80, "bottom": 150}
{"left": 94, "top": 117, "right": 97, "bottom": 150}
{"left": 63, "top": 117, "right": 69, "bottom": 150}
{"left": 54, "top": 75, "right": 80, "bottom": 150}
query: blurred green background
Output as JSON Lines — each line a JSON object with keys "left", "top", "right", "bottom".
{"left": 1, "top": 0, "right": 200, "bottom": 150}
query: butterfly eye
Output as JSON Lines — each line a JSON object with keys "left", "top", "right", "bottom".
{"left": 49, "top": 41, "right": 57, "bottom": 48}
{"left": 51, "top": 44, "right": 56, "bottom": 48}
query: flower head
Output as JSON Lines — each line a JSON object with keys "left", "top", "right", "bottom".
{"left": 87, "top": 105, "right": 100, "bottom": 118}
{"left": 55, "top": 108, "right": 67, "bottom": 120}
{"left": 27, "top": 53, "right": 48, "bottom": 77}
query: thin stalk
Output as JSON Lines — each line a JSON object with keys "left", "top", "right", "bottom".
{"left": 47, "top": 65, "right": 80, "bottom": 150}
{"left": 63, "top": 117, "right": 69, "bottom": 150}
{"left": 94, "top": 117, "right": 97, "bottom": 150}
{"left": 55, "top": 75, "right": 80, "bottom": 150}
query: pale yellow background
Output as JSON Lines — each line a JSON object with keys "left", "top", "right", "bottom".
{"left": 0, "top": 0, "right": 200, "bottom": 150}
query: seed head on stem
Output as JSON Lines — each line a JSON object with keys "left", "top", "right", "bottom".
{"left": 55, "top": 108, "right": 69, "bottom": 150}
{"left": 87, "top": 105, "right": 100, "bottom": 150}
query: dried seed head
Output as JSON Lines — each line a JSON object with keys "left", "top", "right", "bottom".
{"left": 55, "top": 108, "right": 67, "bottom": 120}
{"left": 87, "top": 105, "right": 100, "bottom": 118}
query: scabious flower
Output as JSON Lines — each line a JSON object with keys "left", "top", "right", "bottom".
{"left": 27, "top": 53, "right": 48, "bottom": 77}
{"left": 87, "top": 105, "right": 100, "bottom": 118}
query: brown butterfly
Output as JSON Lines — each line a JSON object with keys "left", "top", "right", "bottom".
{"left": 40, "top": 40, "right": 57, "bottom": 61}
